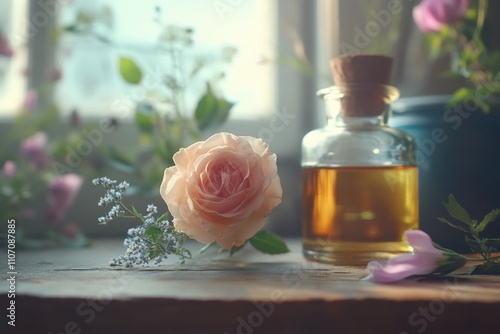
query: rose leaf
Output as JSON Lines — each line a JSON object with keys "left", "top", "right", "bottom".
{"left": 249, "top": 230, "right": 289, "bottom": 255}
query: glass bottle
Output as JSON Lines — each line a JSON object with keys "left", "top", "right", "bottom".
{"left": 301, "top": 55, "right": 418, "bottom": 265}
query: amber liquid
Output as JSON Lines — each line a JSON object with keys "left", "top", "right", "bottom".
{"left": 302, "top": 165, "right": 418, "bottom": 264}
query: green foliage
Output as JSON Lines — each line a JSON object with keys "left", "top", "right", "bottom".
{"left": 449, "top": 87, "right": 475, "bottom": 107}
{"left": 200, "top": 231, "right": 290, "bottom": 257}
{"left": 119, "top": 56, "right": 143, "bottom": 84}
{"left": 423, "top": 0, "right": 499, "bottom": 112}
{"left": 442, "top": 194, "right": 472, "bottom": 226}
{"left": 91, "top": 21, "right": 236, "bottom": 193}
{"left": 439, "top": 194, "right": 500, "bottom": 274}
{"left": 135, "top": 106, "right": 156, "bottom": 134}
{"left": 248, "top": 230, "right": 290, "bottom": 255}
{"left": 194, "top": 84, "right": 234, "bottom": 131}
{"left": 470, "top": 260, "right": 500, "bottom": 275}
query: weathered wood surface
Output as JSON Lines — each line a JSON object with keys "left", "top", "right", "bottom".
{"left": 1, "top": 239, "right": 500, "bottom": 334}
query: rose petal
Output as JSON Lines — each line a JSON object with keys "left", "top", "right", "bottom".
{"left": 159, "top": 132, "right": 282, "bottom": 249}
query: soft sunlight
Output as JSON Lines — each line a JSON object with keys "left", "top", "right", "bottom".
{"left": 55, "top": 0, "right": 275, "bottom": 119}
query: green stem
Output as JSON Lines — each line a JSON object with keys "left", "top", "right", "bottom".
{"left": 474, "top": 0, "right": 488, "bottom": 41}
{"left": 471, "top": 231, "right": 490, "bottom": 259}
{"left": 118, "top": 201, "right": 143, "bottom": 222}
{"left": 465, "top": 255, "right": 500, "bottom": 262}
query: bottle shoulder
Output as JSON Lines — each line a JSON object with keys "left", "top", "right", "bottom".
{"left": 302, "top": 125, "right": 414, "bottom": 146}
{"left": 302, "top": 125, "right": 416, "bottom": 167}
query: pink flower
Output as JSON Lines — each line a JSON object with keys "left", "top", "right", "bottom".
{"left": 365, "top": 230, "right": 467, "bottom": 283}
{"left": 160, "top": 132, "right": 282, "bottom": 249}
{"left": 23, "top": 89, "right": 38, "bottom": 112}
{"left": 413, "top": 0, "right": 472, "bottom": 32}
{"left": 1, "top": 161, "right": 16, "bottom": 178}
{"left": 20, "top": 132, "right": 49, "bottom": 169}
{"left": 0, "top": 32, "right": 13, "bottom": 57}
{"left": 46, "top": 174, "right": 83, "bottom": 223}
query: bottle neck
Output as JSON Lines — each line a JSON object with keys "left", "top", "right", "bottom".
{"left": 318, "top": 84, "right": 398, "bottom": 127}
{"left": 328, "top": 111, "right": 389, "bottom": 128}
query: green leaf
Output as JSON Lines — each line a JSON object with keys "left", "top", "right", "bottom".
{"left": 448, "top": 88, "right": 475, "bottom": 107}
{"left": 194, "top": 83, "right": 234, "bottom": 131}
{"left": 470, "top": 260, "right": 500, "bottom": 275}
{"left": 131, "top": 205, "right": 143, "bottom": 220}
{"left": 135, "top": 106, "right": 155, "bottom": 134}
{"left": 437, "top": 217, "right": 468, "bottom": 232}
{"left": 214, "top": 98, "right": 234, "bottom": 125}
{"left": 194, "top": 84, "right": 217, "bottom": 131}
{"left": 119, "top": 56, "right": 142, "bottom": 84}
{"left": 145, "top": 226, "right": 162, "bottom": 243}
{"left": 249, "top": 230, "right": 289, "bottom": 255}
{"left": 477, "top": 209, "right": 500, "bottom": 233}
{"left": 443, "top": 194, "right": 472, "bottom": 226}
{"left": 148, "top": 247, "right": 163, "bottom": 259}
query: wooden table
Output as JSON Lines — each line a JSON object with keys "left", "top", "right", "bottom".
{"left": 1, "top": 239, "right": 500, "bottom": 334}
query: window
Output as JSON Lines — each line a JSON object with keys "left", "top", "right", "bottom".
{"left": 56, "top": 0, "right": 276, "bottom": 120}
{"left": 0, "top": 0, "right": 28, "bottom": 117}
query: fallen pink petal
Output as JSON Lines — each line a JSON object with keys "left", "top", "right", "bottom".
{"left": 364, "top": 230, "right": 467, "bottom": 283}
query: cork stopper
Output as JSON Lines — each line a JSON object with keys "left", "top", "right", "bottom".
{"left": 329, "top": 54, "right": 394, "bottom": 117}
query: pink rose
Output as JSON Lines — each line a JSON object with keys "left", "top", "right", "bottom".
{"left": 47, "top": 173, "right": 83, "bottom": 223}
{"left": 365, "top": 230, "right": 467, "bottom": 283}
{"left": 20, "top": 132, "right": 49, "bottom": 169}
{"left": 413, "top": 0, "right": 472, "bottom": 32}
{"left": 160, "top": 132, "right": 282, "bottom": 249}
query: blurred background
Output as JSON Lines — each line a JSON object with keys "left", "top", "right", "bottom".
{"left": 1, "top": 0, "right": 500, "bottom": 251}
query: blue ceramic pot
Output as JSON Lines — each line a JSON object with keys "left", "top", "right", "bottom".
{"left": 391, "top": 95, "right": 500, "bottom": 252}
